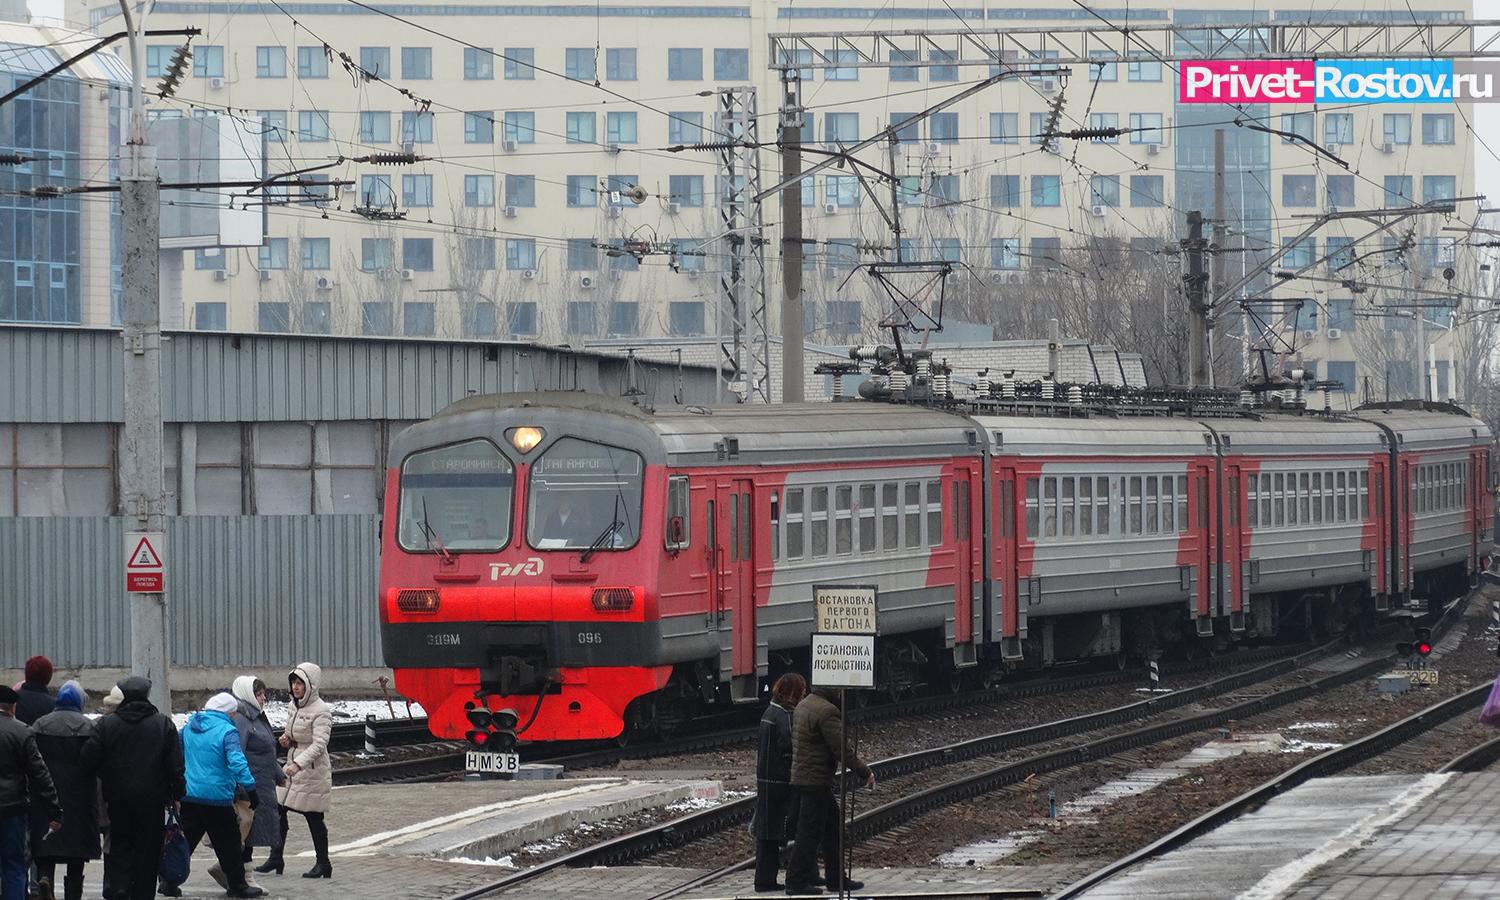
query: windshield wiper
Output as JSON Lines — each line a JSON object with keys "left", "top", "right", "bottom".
{"left": 420, "top": 497, "right": 455, "bottom": 564}
{"left": 579, "top": 518, "right": 623, "bottom": 563}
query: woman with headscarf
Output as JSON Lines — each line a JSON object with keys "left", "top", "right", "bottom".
{"left": 750, "top": 672, "right": 807, "bottom": 892}
{"left": 256, "top": 662, "right": 332, "bottom": 879}
{"left": 28, "top": 680, "right": 98, "bottom": 900}
{"left": 215, "top": 677, "right": 282, "bottom": 883}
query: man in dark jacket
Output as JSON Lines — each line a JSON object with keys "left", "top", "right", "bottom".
{"left": 81, "top": 677, "right": 184, "bottom": 900}
{"left": 15, "top": 657, "right": 55, "bottom": 727}
{"left": 30, "top": 681, "right": 98, "bottom": 900}
{"left": 0, "top": 685, "right": 60, "bottom": 900}
{"left": 785, "top": 688, "right": 874, "bottom": 896}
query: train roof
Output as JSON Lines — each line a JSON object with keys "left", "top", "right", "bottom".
{"left": 1352, "top": 402, "right": 1493, "bottom": 452}
{"left": 1206, "top": 414, "right": 1386, "bottom": 457}
{"left": 967, "top": 413, "right": 1214, "bottom": 457}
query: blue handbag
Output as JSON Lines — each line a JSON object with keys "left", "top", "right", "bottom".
{"left": 159, "top": 807, "right": 190, "bottom": 888}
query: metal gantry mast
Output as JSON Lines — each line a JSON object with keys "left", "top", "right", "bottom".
{"left": 715, "top": 86, "right": 770, "bottom": 403}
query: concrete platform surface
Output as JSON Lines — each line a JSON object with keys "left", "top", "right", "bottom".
{"left": 1080, "top": 771, "right": 1500, "bottom": 899}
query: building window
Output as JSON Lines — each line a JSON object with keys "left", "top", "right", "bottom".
{"left": 1422, "top": 113, "right": 1455, "bottom": 145}
{"left": 503, "top": 47, "right": 534, "bottom": 79}
{"left": 1031, "top": 175, "right": 1060, "bottom": 207}
{"left": 1281, "top": 112, "right": 1313, "bottom": 143}
{"left": 1384, "top": 175, "right": 1413, "bottom": 206}
{"left": 1423, "top": 236, "right": 1457, "bottom": 267}
{"left": 469, "top": 302, "right": 497, "bottom": 337}
{"left": 1127, "top": 52, "right": 1162, "bottom": 81}
{"left": 1128, "top": 112, "right": 1163, "bottom": 144}
{"left": 400, "top": 111, "right": 433, "bottom": 143}
{"left": 1383, "top": 113, "right": 1411, "bottom": 145}
{"left": 464, "top": 47, "right": 494, "bottom": 80}
{"left": 567, "top": 239, "right": 597, "bottom": 271}
{"left": 194, "top": 302, "right": 227, "bottom": 330}
{"left": 296, "top": 46, "right": 327, "bottom": 78}
{"left": 403, "top": 238, "right": 434, "bottom": 271}
{"left": 506, "top": 238, "right": 537, "bottom": 271}
{"left": 566, "top": 112, "right": 597, "bottom": 144}
{"left": 507, "top": 302, "right": 537, "bottom": 336}
{"left": 358, "top": 111, "right": 390, "bottom": 143}
{"left": 929, "top": 49, "right": 958, "bottom": 82}
{"left": 505, "top": 174, "right": 535, "bottom": 207}
{"left": 889, "top": 49, "right": 917, "bottom": 81}
{"left": 296, "top": 110, "right": 329, "bottom": 142}
{"left": 990, "top": 112, "right": 1018, "bottom": 144}
{"left": 401, "top": 174, "right": 433, "bottom": 208}
{"left": 401, "top": 46, "right": 432, "bottom": 79}
{"left": 1087, "top": 112, "right": 1119, "bottom": 143}
{"left": 1282, "top": 175, "right": 1316, "bottom": 207}
{"left": 824, "top": 112, "right": 858, "bottom": 145}
{"left": 566, "top": 175, "right": 595, "bottom": 208}
{"left": 933, "top": 238, "right": 960, "bottom": 263}
{"left": 1325, "top": 113, "right": 1354, "bottom": 144}
{"left": 255, "top": 46, "right": 285, "bottom": 78}
{"left": 606, "top": 111, "right": 637, "bottom": 144}
{"left": 258, "top": 238, "right": 288, "bottom": 270}
{"left": 145, "top": 46, "right": 172, "bottom": 77}
{"left": 566, "top": 301, "right": 596, "bottom": 336}
{"left": 403, "top": 302, "right": 435, "bottom": 336}
{"left": 502, "top": 111, "right": 535, "bottom": 144}
{"left": 990, "top": 174, "right": 1020, "bottom": 208}
{"left": 669, "top": 301, "right": 705, "bottom": 335}
{"left": 1282, "top": 237, "right": 1315, "bottom": 268}
{"left": 930, "top": 174, "right": 959, "bottom": 205}
{"left": 565, "top": 47, "right": 595, "bottom": 81}
{"left": 359, "top": 46, "right": 389, "bottom": 78}
{"left": 607, "top": 240, "right": 641, "bottom": 271}
{"left": 1328, "top": 360, "right": 1356, "bottom": 393}
{"left": 464, "top": 174, "right": 495, "bottom": 207}
{"left": 991, "top": 238, "right": 1020, "bottom": 269}
{"left": 194, "top": 248, "right": 224, "bottom": 271}
{"left": 670, "top": 174, "right": 704, "bottom": 207}
{"left": 715, "top": 48, "right": 749, "bottom": 81}
{"left": 464, "top": 112, "right": 494, "bottom": 144}
{"left": 890, "top": 112, "right": 918, "bottom": 143}
{"left": 1090, "top": 175, "right": 1120, "bottom": 208}
{"left": 825, "top": 301, "right": 861, "bottom": 339}
{"left": 606, "top": 47, "right": 636, "bottom": 81}
{"left": 301, "top": 238, "right": 330, "bottom": 270}
{"left": 1328, "top": 298, "right": 1354, "bottom": 330}
{"left": 668, "top": 48, "right": 702, "bottom": 80}
{"left": 608, "top": 302, "right": 638, "bottom": 336}
{"left": 1029, "top": 112, "right": 1057, "bottom": 151}
{"left": 359, "top": 174, "right": 394, "bottom": 208}
{"left": 1029, "top": 237, "right": 1062, "bottom": 270}
{"left": 1327, "top": 237, "right": 1355, "bottom": 271}
{"left": 1089, "top": 50, "right": 1117, "bottom": 81}
{"left": 1423, "top": 175, "right": 1456, "bottom": 204}
{"left": 258, "top": 110, "right": 288, "bottom": 143}
{"left": 1129, "top": 174, "right": 1164, "bottom": 207}
{"left": 361, "top": 238, "right": 392, "bottom": 272}
{"left": 674, "top": 237, "right": 707, "bottom": 271}
{"left": 361, "top": 302, "right": 393, "bottom": 336}
{"left": 930, "top": 112, "right": 958, "bottom": 143}
{"left": 823, "top": 47, "right": 858, "bottom": 81}
{"left": 826, "top": 175, "right": 859, "bottom": 208}
{"left": 1327, "top": 175, "right": 1355, "bottom": 208}
{"left": 667, "top": 112, "right": 703, "bottom": 145}
{"left": 257, "top": 302, "right": 290, "bottom": 333}
{"left": 192, "top": 45, "right": 224, "bottom": 77}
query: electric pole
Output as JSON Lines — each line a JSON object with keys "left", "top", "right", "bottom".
{"left": 1212, "top": 130, "right": 1231, "bottom": 386}
{"left": 1185, "top": 211, "right": 1210, "bottom": 388}
{"left": 779, "top": 70, "right": 804, "bottom": 404}
{"left": 118, "top": 0, "right": 171, "bottom": 713}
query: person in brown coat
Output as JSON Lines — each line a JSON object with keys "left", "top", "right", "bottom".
{"left": 784, "top": 688, "right": 874, "bottom": 896}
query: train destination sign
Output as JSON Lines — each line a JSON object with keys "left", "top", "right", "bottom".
{"left": 814, "top": 584, "right": 877, "bottom": 634}
{"left": 811, "top": 634, "right": 876, "bottom": 688}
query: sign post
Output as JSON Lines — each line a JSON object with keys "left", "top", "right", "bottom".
{"left": 810, "top": 585, "right": 876, "bottom": 900}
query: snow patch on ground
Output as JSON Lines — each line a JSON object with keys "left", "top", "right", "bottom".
{"left": 450, "top": 855, "right": 518, "bottom": 868}
{"left": 1280, "top": 738, "right": 1343, "bottom": 753}
{"left": 1286, "top": 721, "right": 1339, "bottom": 731}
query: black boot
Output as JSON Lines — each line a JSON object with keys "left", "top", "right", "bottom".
{"left": 62, "top": 874, "right": 82, "bottom": 900}
{"left": 301, "top": 860, "right": 332, "bottom": 879}
{"left": 241, "top": 841, "right": 254, "bottom": 864}
{"left": 252, "top": 851, "right": 283, "bottom": 875}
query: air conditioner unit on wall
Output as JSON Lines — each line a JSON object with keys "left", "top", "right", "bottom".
{"left": 258, "top": 270, "right": 271, "bottom": 282}
{"left": 400, "top": 268, "right": 415, "bottom": 281}
{"left": 522, "top": 269, "right": 536, "bottom": 281}
{"left": 607, "top": 206, "right": 621, "bottom": 219}
{"left": 579, "top": 274, "right": 594, "bottom": 289}
{"left": 1326, "top": 327, "right": 1343, "bottom": 340}
{"left": 1303, "top": 329, "right": 1317, "bottom": 340}
{"left": 504, "top": 206, "right": 518, "bottom": 219}
{"left": 1040, "top": 78, "right": 1057, "bottom": 92}
{"left": 316, "top": 276, "right": 335, "bottom": 290}
{"left": 927, "top": 142, "right": 942, "bottom": 154}
{"left": 209, "top": 77, "right": 224, "bottom": 90}
{"left": 213, "top": 270, "right": 228, "bottom": 282}
{"left": 823, "top": 203, "right": 837, "bottom": 215}
{"left": 503, "top": 139, "right": 518, "bottom": 152}
{"left": 1380, "top": 142, "right": 1394, "bottom": 154}
{"left": 667, "top": 202, "right": 680, "bottom": 215}
{"left": 1146, "top": 143, "right": 1160, "bottom": 156}
{"left": 1090, "top": 204, "right": 1106, "bottom": 217}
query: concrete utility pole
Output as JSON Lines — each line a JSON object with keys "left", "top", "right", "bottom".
{"left": 1212, "top": 130, "right": 1232, "bottom": 387}
{"left": 117, "top": 0, "right": 171, "bottom": 713}
{"left": 1185, "top": 211, "right": 1210, "bottom": 388}
{"left": 779, "top": 70, "right": 804, "bottom": 404}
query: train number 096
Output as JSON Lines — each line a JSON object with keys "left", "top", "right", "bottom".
{"left": 577, "top": 632, "right": 604, "bottom": 645}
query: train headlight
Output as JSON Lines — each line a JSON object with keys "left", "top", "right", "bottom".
{"left": 396, "top": 589, "right": 441, "bottom": 614}
{"left": 592, "top": 588, "right": 635, "bottom": 612}
{"left": 507, "top": 426, "right": 545, "bottom": 453}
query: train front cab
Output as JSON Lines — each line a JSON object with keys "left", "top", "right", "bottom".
{"left": 379, "top": 396, "right": 674, "bottom": 743}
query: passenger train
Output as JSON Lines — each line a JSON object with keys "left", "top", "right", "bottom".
{"left": 378, "top": 388, "right": 1493, "bottom": 744}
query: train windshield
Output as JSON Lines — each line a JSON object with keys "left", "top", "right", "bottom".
{"left": 527, "top": 438, "right": 643, "bottom": 551}
{"left": 397, "top": 440, "right": 514, "bottom": 553}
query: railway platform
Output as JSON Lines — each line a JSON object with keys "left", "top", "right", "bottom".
{"left": 1076, "top": 770, "right": 1500, "bottom": 898}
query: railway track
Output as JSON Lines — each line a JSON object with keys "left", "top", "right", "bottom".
{"left": 441, "top": 601, "right": 1460, "bottom": 900}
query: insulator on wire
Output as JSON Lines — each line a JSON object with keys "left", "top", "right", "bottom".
{"left": 157, "top": 44, "right": 192, "bottom": 98}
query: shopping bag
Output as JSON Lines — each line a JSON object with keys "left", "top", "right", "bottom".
{"left": 233, "top": 797, "right": 254, "bottom": 843}
{"left": 159, "top": 807, "right": 191, "bottom": 888}
{"left": 1479, "top": 671, "right": 1500, "bottom": 727}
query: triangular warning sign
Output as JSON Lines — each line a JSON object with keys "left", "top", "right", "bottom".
{"left": 128, "top": 536, "right": 163, "bottom": 569}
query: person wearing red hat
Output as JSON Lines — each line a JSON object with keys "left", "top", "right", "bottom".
{"left": 16, "top": 658, "right": 54, "bottom": 727}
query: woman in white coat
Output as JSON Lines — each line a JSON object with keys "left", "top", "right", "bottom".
{"left": 253, "top": 662, "right": 333, "bottom": 879}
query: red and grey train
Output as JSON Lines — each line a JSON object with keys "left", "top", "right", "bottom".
{"left": 378, "top": 391, "right": 1493, "bottom": 744}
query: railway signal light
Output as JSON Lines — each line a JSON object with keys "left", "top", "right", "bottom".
{"left": 1414, "top": 627, "right": 1433, "bottom": 657}
{"left": 1396, "top": 641, "right": 1414, "bottom": 657}
{"left": 462, "top": 703, "right": 520, "bottom": 750}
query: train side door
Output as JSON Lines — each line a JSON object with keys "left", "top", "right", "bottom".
{"left": 1372, "top": 457, "right": 1389, "bottom": 601}
{"left": 1193, "top": 462, "right": 1214, "bottom": 633}
{"left": 1398, "top": 458, "right": 1413, "bottom": 597}
{"left": 714, "top": 477, "right": 757, "bottom": 701}
{"left": 952, "top": 465, "right": 975, "bottom": 654}
{"left": 993, "top": 465, "right": 1021, "bottom": 658}
{"left": 1223, "top": 464, "right": 1246, "bottom": 625}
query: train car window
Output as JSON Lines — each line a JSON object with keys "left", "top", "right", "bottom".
{"left": 1128, "top": 476, "right": 1142, "bottom": 534}
{"left": 527, "top": 438, "right": 644, "bottom": 551}
{"left": 1272, "top": 473, "right": 1284, "bottom": 527}
{"left": 1298, "top": 473, "right": 1311, "bottom": 523}
{"left": 729, "top": 493, "right": 738, "bottom": 561}
{"left": 906, "top": 482, "right": 922, "bottom": 548}
{"left": 1311, "top": 472, "right": 1322, "bottom": 525}
{"left": 1248, "top": 476, "right": 1259, "bottom": 529}
{"left": 1360, "top": 471, "right": 1370, "bottom": 519}
{"left": 665, "top": 475, "right": 691, "bottom": 551}
{"left": 1024, "top": 478, "right": 1039, "bottom": 538}
{"left": 1261, "top": 474, "right": 1273, "bottom": 527}
{"left": 1062, "top": 477, "right": 1076, "bottom": 536}
{"left": 1145, "top": 476, "right": 1159, "bottom": 534}
{"left": 1079, "top": 477, "right": 1093, "bottom": 536}
{"left": 785, "top": 488, "right": 804, "bottom": 559}
{"left": 1096, "top": 477, "right": 1110, "bottom": 535}
{"left": 928, "top": 480, "right": 943, "bottom": 546}
{"left": 1336, "top": 471, "right": 1348, "bottom": 521}
{"left": 1162, "top": 478, "right": 1175, "bottom": 533}
{"left": 811, "top": 486, "right": 829, "bottom": 557}
{"left": 1286, "top": 473, "right": 1299, "bottom": 527}
{"left": 770, "top": 491, "right": 780, "bottom": 561}
{"left": 740, "top": 492, "right": 751, "bottom": 561}
{"left": 881, "top": 483, "right": 899, "bottom": 549}
{"left": 860, "top": 484, "right": 877, "bottom": 553}
{"left": 1043, "top": 478, "right": 1058, "bottom": 538}
{"left": 397, "top": 439, "right": 513, "bottom": 553}
{"left": 835, "top": 485, "right": 853, "bottom": 555}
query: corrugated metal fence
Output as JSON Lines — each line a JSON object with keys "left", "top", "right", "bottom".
{"left": 2, "top": 515, "right": 382, "bottom": 669}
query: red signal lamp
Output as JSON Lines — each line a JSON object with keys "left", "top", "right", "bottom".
{"left": 1417, "top": 641, "right": 1433, "bottom": 657}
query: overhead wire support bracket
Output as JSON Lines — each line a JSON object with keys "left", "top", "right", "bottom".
{"left": 0, "top": 27, "right": 201, "bottom": 109}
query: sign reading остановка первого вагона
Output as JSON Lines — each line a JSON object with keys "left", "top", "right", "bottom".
{"left": 1180, "top": 59, "right": 1500, "bottom": 104}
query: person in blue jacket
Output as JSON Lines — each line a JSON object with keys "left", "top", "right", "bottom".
{"left": 178, "top": 693, "right": 264, "bottom": 899}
